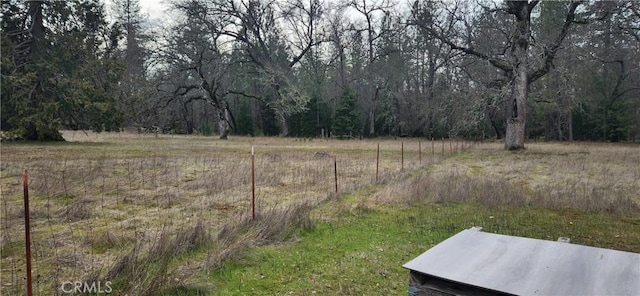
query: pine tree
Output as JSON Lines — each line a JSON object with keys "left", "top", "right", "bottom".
{"left": 332, "top": 88, "right": 362, "bottom": 138}
{"left": 1, "top": 0, "right": 122, "bottom": 140}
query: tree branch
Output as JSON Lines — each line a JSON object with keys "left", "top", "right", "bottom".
{"left": 410, "top": 7, "right": 513, "bottom": 74}
{"left": 226, "top": 90, "right": 264, "bottom": 102}
{"left": 528, "top": 0, "right": 540, "bottom": 12}
{"left": 528, "top": 1, "right": 583, "bottom": 83}
{"left": 289, "top": 40, "right": 323, "bottom": 68}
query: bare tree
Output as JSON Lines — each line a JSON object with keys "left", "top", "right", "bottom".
{"left": 210, "top": 0, "right": 325, "bottom": 136}
{"left": 412, "top": 0, "right": 582, "bottom": 150}
{"left": 346, "top": 0, "right": 395, "bottom": 137}
{"left": 405, "top": 0, "right": 459, "bottom": 137}
{"left": 156, "top": 0, "right": 235, "bottom": 138}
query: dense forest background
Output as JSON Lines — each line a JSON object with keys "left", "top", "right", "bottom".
{"left": 2, "top": 0, "right": 639, "bottom": 143}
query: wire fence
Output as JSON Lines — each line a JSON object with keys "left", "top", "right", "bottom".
{"left": 0, "top": 137, "right": 475, "bottom": 295}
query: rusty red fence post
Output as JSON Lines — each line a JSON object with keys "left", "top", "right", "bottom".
{"left": 333, "top": 155, "right": 338, "bottom": 193}
{"left": 23, "top": 170, "right": 33, "bottom": 296}
{"left": 376, "top": 143, "right": 380, "bottom": 182}
{"left": 251, "top": 146, "right": 256, "bottom": 221}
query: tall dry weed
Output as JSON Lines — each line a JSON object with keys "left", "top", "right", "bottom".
{"left": 375, "top": 170, "right": 639, "bottom": 214}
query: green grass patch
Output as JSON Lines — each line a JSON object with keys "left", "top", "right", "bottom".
{"left": 154, "top": 285, "right": 209, "bottom": 296}
{"left": 191, "top": 201, "right": 640, "bottom": 295}
{"left": 0, "top": 240, "right": 25, "bottom": 258}
{"left": 340, "top": 185, "right": 379, "bottom": 204}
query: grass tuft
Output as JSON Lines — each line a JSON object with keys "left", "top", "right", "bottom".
{"left": 87, "top": 230, "right": 123, "bottom": 254}
{"left": 59, "top": 198, "right": 93, "bottom": 222}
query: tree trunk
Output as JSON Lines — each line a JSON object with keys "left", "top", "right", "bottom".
{"left": 368, "top": 109, "right": 375, "bottom": 137}
{"left": 218, "top": 109, "right": 229, "bottom": 140}
{"left": 504, "top": 69, "right": 528, "bottom": 150}
{"left": 557, "top": 116, "right": 564, "bottom": 141}
{"left": 567, "top": 110, "right": 574, "bottom": 142}
{"left": 504, "top": 2, "right": 530, "bottom": 150}
{"left": 279, "top": 113, "right": 289, "bottom": 136}
{"left": 368, "top": 87, "right": 380, "bottom": 137}
{"left": 183, "top": 102, "right": 194, "bottom": 134}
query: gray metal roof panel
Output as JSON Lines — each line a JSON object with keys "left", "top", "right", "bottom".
{"left": 403, "top": 228, "right": 640, "bottom": 295}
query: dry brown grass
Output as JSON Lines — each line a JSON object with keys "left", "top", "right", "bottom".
{"left": 1, "top": 131, "right": 436, "bottom": 295}
{"left": 370, "top": 142, "right": 640, "bottom": 215}
{"left": 4, "top": 132, "right": 634, "bottom": 295}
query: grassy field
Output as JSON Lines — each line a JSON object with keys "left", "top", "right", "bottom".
{"left": 1, "top": 132, "right": 639, "bottom": 295}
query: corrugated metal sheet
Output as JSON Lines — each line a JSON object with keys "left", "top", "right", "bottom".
{"left": 403, "top": 228, "right": 640, "bottom": 295}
